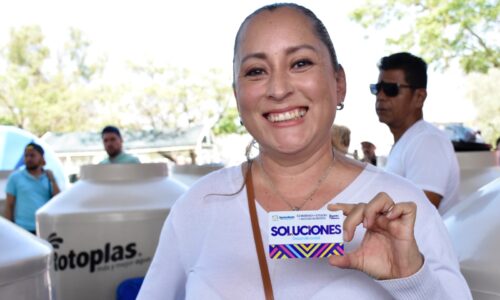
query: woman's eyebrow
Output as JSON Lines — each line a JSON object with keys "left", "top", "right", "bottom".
{"left": 240, "top": 44, "right": 318, "bottom": 65}
{"left": 285, "top": 44, "right": 318, "bottom": 56}
{"left": 241, "top": 52, "right": 267, "bottom": 65}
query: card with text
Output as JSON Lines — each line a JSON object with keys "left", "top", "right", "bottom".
{"left": 268, "top": 210, "right": 344, "bottom": 259}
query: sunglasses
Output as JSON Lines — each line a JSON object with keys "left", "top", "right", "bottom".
{"left": 369, "top": 81, "right": 414, "bottom": 97}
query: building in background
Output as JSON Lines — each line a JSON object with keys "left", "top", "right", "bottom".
{"left": 42, "top": 125, "right": 218, "bottom": 179}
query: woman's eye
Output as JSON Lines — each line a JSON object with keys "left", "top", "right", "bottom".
{"left": 245, "top": 68, "right": 265, "bottom": 77}
{"left": 292, "top": 59, "right": 313, "bottom": 69}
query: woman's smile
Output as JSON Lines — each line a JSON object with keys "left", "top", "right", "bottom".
{"left": 264, "top": 107, "right": 308, "bottom": 123}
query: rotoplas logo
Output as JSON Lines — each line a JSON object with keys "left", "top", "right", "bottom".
{"left": 47, "top": 232, "right": 138, "bottom": 273}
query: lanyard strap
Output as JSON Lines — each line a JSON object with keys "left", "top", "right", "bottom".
{"left": 245, "top": 161, "right": 274, "bottom": 300}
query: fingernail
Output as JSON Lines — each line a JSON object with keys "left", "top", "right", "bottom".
{"left": 386, "top": 204, "right": 395, "bottom": 217}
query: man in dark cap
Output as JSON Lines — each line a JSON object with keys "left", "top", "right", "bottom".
{"left": 99, "top": 125, "right": 140, "bottom": 164}
{"left": 5, "top": 142, "right": 61, "bottom": 234}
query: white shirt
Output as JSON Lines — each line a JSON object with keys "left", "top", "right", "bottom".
{"left": 138, "top": 164, "right": 470, "bottom": 300}
{"left": 385, "top": 120, "right": 460, "bottom": 214}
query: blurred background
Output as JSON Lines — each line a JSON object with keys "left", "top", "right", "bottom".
{"left": 0, "top": 2, "right": 498, "bottom": 299}
{"left": 0, "top": 0, "right": 498, "bottom": 180}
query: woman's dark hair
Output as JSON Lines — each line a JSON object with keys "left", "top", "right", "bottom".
{"left": 233, "top": 3, "right": 340, "bottom": 77}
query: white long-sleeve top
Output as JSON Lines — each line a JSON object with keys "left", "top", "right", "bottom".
{"left": 138, "top": 164, "right": 471, "bottom": 299}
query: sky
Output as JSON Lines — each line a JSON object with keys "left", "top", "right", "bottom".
{"left": 0, "top": 0, "right": 476, "bottom": 156}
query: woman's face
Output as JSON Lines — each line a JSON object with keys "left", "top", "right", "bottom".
{"left": 233, "top": 7, "right": 345, "bottom": 156}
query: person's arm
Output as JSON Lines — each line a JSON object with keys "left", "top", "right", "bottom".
{"left": 5, "top": 194, "right": 15, "bottom": 221}
{"left": 45, "top": 170, "right": 61, "bottom": 196}
{"left": 423, "top": 190, "right": 442, "bottom": 209}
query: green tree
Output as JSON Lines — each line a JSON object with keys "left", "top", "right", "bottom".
{"left": 0, "top": 26, "right": 49, "bottom": 129}
{"left": 64, "top": 28, "right": 104, "bottom": 82}
{"left": 351, "top": 0, "right": 499, "bottom": 73}
{"left": 213, "top": 107, "right": 247, "bottom": 135}
{"left": 467, "top": 69, "right": 500, "bottom": 145}
{"left": 0, "top": 26, "right": 108, "bottom": 135}
{"left": 126, "top": 62, "right": 240, "bottom": 134}
{"left": 351, "top": 0, "right": 500, "bottom": 145}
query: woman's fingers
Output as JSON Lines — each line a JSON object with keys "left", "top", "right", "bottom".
{"left": 328, "top": 194, "right": 417, "bottom": 241}
{"left": 327, "top": 203, "right": 354, "bottom": 215}
{"left": 381, "top": 201, "right": 417, "bottom": 239}
{"left": 328, "top": 195, "right": 421, "bottom": 278}
{"left": 385, "top": 201, "right": 416, "bottom": 220}
{"left": 328, "top": 251, "right": 354, "bottom": 269}
{"left": 329, "top": 202, "right": 365, "bottom": 242}
{"left": 363, "top": 192, "right": 395, "bottom": 229}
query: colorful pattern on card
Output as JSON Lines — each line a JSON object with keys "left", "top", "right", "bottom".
{"left": 269, "top": 242, "right": 344, "bottom": 259}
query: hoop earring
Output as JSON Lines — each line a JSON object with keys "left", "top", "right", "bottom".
{"left": 337, "top": 102, "right": 344, "bottom": 111}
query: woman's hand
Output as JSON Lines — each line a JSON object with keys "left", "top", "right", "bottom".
{"left": 327, "top": 192, "right": 423, "bottom": 280}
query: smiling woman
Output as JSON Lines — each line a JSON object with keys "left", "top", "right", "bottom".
{"left": 137, "top": 3, "right": 472, "bottom": 300}
{"left": 233, "top": 5, "right": 344, "bottom": 158}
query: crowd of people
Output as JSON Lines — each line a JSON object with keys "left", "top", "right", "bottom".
{"left": 4, "top": 125, "right": 140, "bottom": 234}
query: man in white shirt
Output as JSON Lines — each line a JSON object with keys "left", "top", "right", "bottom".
{"left": 371, "top": 52, "right": 460, "bottom": 215}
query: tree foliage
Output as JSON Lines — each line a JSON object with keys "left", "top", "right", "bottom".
{"left": 0, "top": 26, "right": 242, "bottom": 137}
{"left": 467, "top": 69, "right": 500, "bottom": 144}
{"left": 0, "top": 26, "right": 108, "bottom": 135}
{"left": 213, "top": 107, "right": 247, "bottom": 135}
{"left": 124, "top": 62, "right": 239, "bottom": 134}
{"left": 351, "top": 0, "right": 499, "bottom": 74}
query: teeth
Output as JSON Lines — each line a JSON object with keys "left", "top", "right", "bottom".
{"left": 267, "top": 108, "right": 306, "bottom": 122}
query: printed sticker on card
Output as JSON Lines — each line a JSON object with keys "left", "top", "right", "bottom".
{"left": 268, "top": 210, "right": 344, "bottom": 259}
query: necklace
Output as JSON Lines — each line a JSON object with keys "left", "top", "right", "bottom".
{"left": 258, "top": 152, "right": 335, "bottom": 211}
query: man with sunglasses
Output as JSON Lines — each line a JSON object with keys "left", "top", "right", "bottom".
{"left": 371, "top": 52, "right": 460, "bottom": 215}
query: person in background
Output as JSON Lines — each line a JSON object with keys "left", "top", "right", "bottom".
{"left": 5, "top": 142, "right": 60, "bottom": 234}
{"left": 372, "top": 52, "right": 460, "bottom": 215}
{"left": 330, "top": 124, "right": 350, "bottom": 155}
{"left": 495, "top": 136, "right": 500, "bottom": 166}
{"left": 99, "top": 125, "right": 140, "bottom": 164}
{"left": 360, "top": 141, "right": 377, "bottom": 166}
{"left": 138, "top": 4, "right": 470, "bottom": 299}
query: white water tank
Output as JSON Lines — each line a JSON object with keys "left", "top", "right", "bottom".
{"left": 0, "top": 171, "right": 12, "bottom": 217}
{"left": 0, "top": 217, "right": 53, "bottom": 300}
{"left": 456, "top": 151, "right": 500, "bottom": 199}
{"left": 36, "top": 163, "right": 187, "bottom": 300}
{"left": 170, "top": 163, "right": 223, "bottom": 186}
{"left": 444, "top": 177, "right": 500, "bottom": 299}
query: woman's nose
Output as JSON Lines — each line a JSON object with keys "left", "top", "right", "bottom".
{"left": 266, "top": 70, "right": 293, "bottom": 101}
